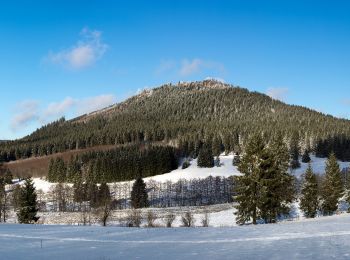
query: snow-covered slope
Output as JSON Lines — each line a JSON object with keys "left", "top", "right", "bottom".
{"left": 3, "top": 213, "right": 350, "bottom": 259}
{"left": 144, "top": 154, "right": 240, "bottom": 182}
{"left": 28, "top": 154, "right": 350, "bottom": 193}
{"left": 291, "top": 155, "right": 349, "bottom": 177}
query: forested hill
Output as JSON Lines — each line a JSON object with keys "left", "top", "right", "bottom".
{"left": 1, "top": 79, "right": 350, "bottom": 162}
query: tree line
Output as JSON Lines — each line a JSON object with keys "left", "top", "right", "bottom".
{"left": 47, "top": 144, "right": 179, "bottom": 183}
{"left": 234, "top": 133, "right": 350, "bottom": 225}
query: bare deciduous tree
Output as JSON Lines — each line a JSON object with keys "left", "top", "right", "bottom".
{"left": 181, "top": 211, "right": 195, "bottom": 227}
{"left": 163, "top": 212, "right": 176, "bottom": 228}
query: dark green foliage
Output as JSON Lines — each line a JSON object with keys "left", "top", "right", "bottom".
{"left": 17, "top": 178, "right": 38, "bottom": 224}
{"left": 261, "top": 134, "right": 295, "bottom": 223}
{"left": 290, "top": 132, "right": 301, "bottom": 169}
{"left": 300, "top": 164, "right": 319, "bottom": 218}
{"left": 182, "top": 160, "right": 190, "bottom": 169}
{"left": 212, "top": 137, "right": 222, "bottom": 157}
{"left": 2, "top": 80, "right": 350, "bottom": 163}
{"left": 47, "top": 158, "right": 66, "bottom": 183}
{"left": 97, "top": 183, "right": 111, "bottom": 206}
{"left": 302, "top": 150, "right": 311, "bottom": 163}
{"left": 232, "top": 152, "right": 240, "bottom": 166}
{"left": 131, "top": 177, "right": 149, "bottom": 209}
{"left": 47, "top": 145, "right": 178, "bottom": 183}
{"left": 234, "top": 134, "right": 265, "bottom": 225}
{"left": 197, "top": 144, "right": 214, "bottom": 168}
{"left": 321, "top": 152, "right": 344, "bottom": 215}
{"left": 234, "top": 134, "right": 295, "bottom": 225}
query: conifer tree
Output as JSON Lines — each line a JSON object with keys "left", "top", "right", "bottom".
{"left": 300, "top": 164, "right": 319, "bottom": 218}
{"left": 17, "top": 178, "right": 38, "bottom": 224}
{"left": 260, "top": 134, "right": 295, "bottom": 223}
{"left": 232, "top": 152, "right": 240, "bottom": 166}
{"left": 197, "top": 144, "right": 214, "bottom": 168}
{"left": 302, "top": 150, "right": 311, "bottom": 163}
{"left": 131, "top": 177, "right": 149, "bottom": 209}
{"left": 321, "top": 152, "right": 344, "bottom": 215}
{"left": 98, "top": 183, "right": 111, "bottom": 207}
{"left": 290, "top": 132, "right": 301, "bottom": 169}
{"left": 234, "top": 134, "right": 265, "bottom": 225}
{"left": 212, "top": 137, "right": 222, "bottom": 157}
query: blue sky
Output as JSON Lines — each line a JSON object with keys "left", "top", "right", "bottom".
{"left": 1, "top": 0, "right": 350, "bottom": 140}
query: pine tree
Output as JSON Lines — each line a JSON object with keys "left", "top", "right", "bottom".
{"left": 197, "top": 144, "right": 214, "bottom": 168}
{"left": 212, "top": 137, "right": 222, "bottom": 157}
{"left": 98, "top": 183, "right": 111, "bottom": 207}
{"left": 300, "top": 164, "right": 319, "bottom": 218}
{"left": 260, "top": 134, "right": 295, "bottom": 223}
{"left": 234, "top": 134, "right": 265, "bottom": 225}
{"left": 290, "top": 132, "right": 301, "bottom": 169}
{"left": 302, "top": 150, "right": 311, "bottom": 163}
{"left": 321, "top": 152, "right": 344, "bottom": 215}
{"left": 232, "top": 152, "right": 241, "bottom": 166}
{"left": 17, "top": 178, "right": 38, "bottom": 224}
{"left": 131, "top": 177, "right": 149, "bottom": 209}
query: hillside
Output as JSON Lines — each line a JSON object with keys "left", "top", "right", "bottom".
{"left": 1, "top": 79, "right": 350, "bottom": 163}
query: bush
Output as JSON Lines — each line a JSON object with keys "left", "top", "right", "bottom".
{"left": 163, "top": 212, "right": 176, "bottom": 228}
{"left": 181, "top": 211, "right": 195, "bottom": 227}
{"left": 146, "top": 210, "right": 157, "bottom": 227}
{"left": 182, "top": 160, "right": 190, "bottom": 169}
{"left": 201, "top": 212, "right": 210, "bottom": 227}
{"left": 127, "top": 209, "right": 142, "bottom": 227}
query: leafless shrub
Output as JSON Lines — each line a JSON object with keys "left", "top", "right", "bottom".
{"left": 181, "top": 211, "right": 195, "bottom": 227}
{"left": 201, "top": 212, "right": 210, "bottom": 227}
{"left": 146, "top": 210, "right": 157, "bottom": 227}
{"left": 163, "top": 212, "right": 176, "bottom": 228}
{"left": 126, "top": 209, "right": 142, "bottom": 227}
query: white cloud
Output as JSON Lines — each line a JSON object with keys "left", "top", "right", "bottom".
{"left": 45, "top": 27, "right": 108, "bottom": 69}
{"left": 11, "top": 100, "right": 39, "bottom": 131}
{"left": 11, "top": 94, "right": 116, "bottom": 132}
{"left": 77, "top": 94, "right": 116, "bottom": 115}
{"left": 42, "top": 97, "right": 75, "bottom": 120}
{"left": 179, "top": 58, "right": 225, "bottom": 77}
{"left": 155, "top": 58, "right": 225, "bottom": 77}
{"left": 180, "top": 58, "right": 203, "bottom": 76}
{"left": 266, "top": 87, "right": 289, "bottom": 101}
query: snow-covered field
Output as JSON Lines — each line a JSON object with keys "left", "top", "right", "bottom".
{"left": 2, "top": 213, "right": 350, "bottom": 259}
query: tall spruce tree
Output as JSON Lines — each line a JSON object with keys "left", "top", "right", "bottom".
{"left": 301, "top": 150, "right": 311, "bottom": 163}
{"left": 321, "top": 152, "right": 344, "bottom": 215}
{"left": 290, "top": 132, "right": 301, "bottom": 169}
{"left": 259, "top": 134, "right": 295, "bottom": 223}
{"left": 234, "top": 134, "right": 265, "bottom": 225}
{"left": 17, "top": 178, "right": 38, "bottom": 224}
{"left": 131, "top": 177, "right": 149, "bottom": 209}
{"left": 300, "top": 164, "right": 319, "bottom": 218}
{"left": 197, "top": 144, "right": 214, "bottom": 168}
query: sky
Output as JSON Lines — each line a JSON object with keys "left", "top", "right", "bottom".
{"left": 1, "top": 0, "right": 350, "bottom": 140}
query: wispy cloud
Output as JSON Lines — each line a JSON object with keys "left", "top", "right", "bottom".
{"left": 179, "top": 58, "right": 225, "bottom": 76}
{"left": 44, "top": 27, "right": 108, "bottom": 70}
{"left": 11, "top": 94, "right": 116, "bottom": 132}
{"left": 155, "top": 58, "right": 225, "bottom": 77}
{"left": 77, "top": 95, "right": 116, "bottom": 115}
{"left": 11, "top": 100, "right": 39, "bottom": 131}
{"left": 266, "top": 87, "right": 289, "bottom": 101}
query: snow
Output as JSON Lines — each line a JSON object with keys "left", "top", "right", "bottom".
{"left": 3, "top": 213, "right": 350, "bottom": 259}
{"left": 144, "top": 154, "right": 240, "bottom": 183}
{"left": 26, "top": 154, "right": 350, "bottom": 194}
{"left": 291, "top": 155, "right": 349, "bottom": 177}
